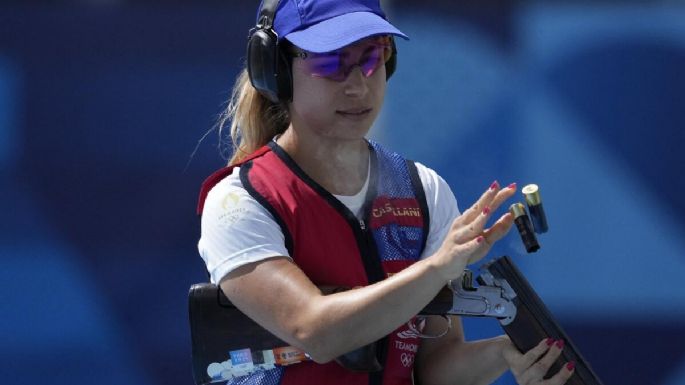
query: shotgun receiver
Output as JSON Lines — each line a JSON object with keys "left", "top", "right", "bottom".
{"left": 188, "top": 256, "right": 603, "bottom": 385}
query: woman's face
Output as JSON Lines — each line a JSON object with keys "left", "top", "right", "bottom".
{"left": 288, "top": 36, "right": 389, "bottom": 142}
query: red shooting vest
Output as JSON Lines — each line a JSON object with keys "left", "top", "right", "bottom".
{"left": 198, "top": 141, "right": 430, "bottom": 385}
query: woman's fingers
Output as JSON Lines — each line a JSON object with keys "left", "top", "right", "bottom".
{"left": 455, "top": 180, "right": 501, "bottom": 225}
{"left": 453, "top": 202, "right": 495, "bottom": 242}
{"left": 545, "top": 361, "right": 576, "bottom": 385}
{"left": 503, "top": 338, "right": 575, "bottom": 385}
{"left": 482, "top": 212, "right": 515, "bottom": 244}
{"left": 489, "top": 182, "right": 517, "bottom": 212}
{"left": 455, "top": 233, "right": 487, "bottom": 260}
{"left": 456, "top": 181, "right": 517, "bottom": 229}
{"left": 461, "top": 235, "right": 493, "bottom": 266}
{"left": 454, "top": 196, "right": 516, "bottom": 245}
{"left": 518, "top": 339, "right": 565, "bottom": 384}
{"left": 503, "top": 338, "right": 552, "bottom": 377}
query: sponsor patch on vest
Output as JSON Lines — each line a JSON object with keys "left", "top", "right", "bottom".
{"left": 370, "top": 197, "right": 422, "bottom": 229}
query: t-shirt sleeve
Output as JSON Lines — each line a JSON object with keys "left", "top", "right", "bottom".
{"left": 414, "top": 162, "right": 461, "bottom": 260}
{"left": 197, "top": 167, "right": 291, "bottom": 284}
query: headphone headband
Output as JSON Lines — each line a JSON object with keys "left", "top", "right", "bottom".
{"left": 255, "top": 0, "right": 280, "bottom": 30}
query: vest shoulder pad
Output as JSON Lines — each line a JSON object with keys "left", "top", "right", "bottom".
{"left": 196, "top": 145, "right": 271, "bottom": 215}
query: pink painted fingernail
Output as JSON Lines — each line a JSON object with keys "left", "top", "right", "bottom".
{"left": 508, "top": 182, "right": 517, "bottom": 189}
{"left": 476, "top": 236, "right": 484, "bottom": 244}
{"left": 566, "top": 361, "right": 576, "bottom": 371}
{"left": 482, "top": 206, "right": 491, "bottom": 215}
{"left": 555, "top": 339, "right": 565, "bottom": 349}
{"left": 490, "top": 181, "right": 499, "bottom": 190}
{"left": 545, "top": 337, "right": 555, "bottom": 346}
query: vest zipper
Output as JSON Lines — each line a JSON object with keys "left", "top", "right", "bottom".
{"left": 357, "top": 209, "right": 382, "bottom": 283}
{"left": 357, "top": 217, "right": 386, "bottom": 385}
{"left": 357, "top": 218, "right": 380, "bottom": 279}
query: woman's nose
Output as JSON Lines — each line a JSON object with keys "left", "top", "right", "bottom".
{"left": 343, "top": 66, "right": 369, "bottom": 98}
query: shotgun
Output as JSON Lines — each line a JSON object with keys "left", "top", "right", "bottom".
{"left": 188, "top": 256, "right": 603, "bottom": 385}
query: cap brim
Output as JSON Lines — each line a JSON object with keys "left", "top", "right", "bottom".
{"left": 284, "top": 11, "right": 408, "bottom": 53}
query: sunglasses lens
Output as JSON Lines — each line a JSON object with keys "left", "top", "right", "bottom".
{"left": 298, "top": 36, "right": 393, "bottom": 81}
{"left": 306, "top": 54, "right": 344, "bottom": 80}
{"left": 360, "top": 45, "right": 390, "bottom": 77}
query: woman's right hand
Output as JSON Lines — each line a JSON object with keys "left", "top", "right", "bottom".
{"left": 431, "top": 181, "right": 517, "bottom": 281}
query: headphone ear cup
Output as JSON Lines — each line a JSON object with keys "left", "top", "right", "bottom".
{"left": 275, "top": 46, "right": 293, "bottom": 102}
{"left": 247, "top": 28, "right": 281, "bottom": 103}
{"left": 385, "top": 40, "right": 397, "bottom": 80}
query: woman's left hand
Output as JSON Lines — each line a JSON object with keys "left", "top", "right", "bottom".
{"left": 502, "top": 337, "right": 575, "bottom": 385}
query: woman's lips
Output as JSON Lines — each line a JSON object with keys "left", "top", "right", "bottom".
{"left": 336, "top": 108, "right": 372, "bottom": 117}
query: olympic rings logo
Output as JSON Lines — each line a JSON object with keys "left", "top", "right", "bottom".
{"left": 400, "top": 353, "right": 414, "bottom": 368}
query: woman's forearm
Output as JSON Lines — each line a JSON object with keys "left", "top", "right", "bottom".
{"left": 221, "top": 254, "right": 460, "bottom": 363}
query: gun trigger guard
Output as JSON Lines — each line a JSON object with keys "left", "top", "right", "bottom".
{"left": 407, "top": 315, "right": 452, "bottom": 339}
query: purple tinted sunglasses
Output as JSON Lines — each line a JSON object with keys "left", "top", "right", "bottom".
{"left": 290, "top": 36, "right": 394, "bottom": 82}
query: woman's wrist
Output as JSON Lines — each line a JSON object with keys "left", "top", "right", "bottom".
{"left": 425, "top": 249, "right": 467, "bottom": 283}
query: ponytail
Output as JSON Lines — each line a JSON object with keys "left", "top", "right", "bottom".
{"left": 219, "top": 68, "right": 290, "bottom": 165}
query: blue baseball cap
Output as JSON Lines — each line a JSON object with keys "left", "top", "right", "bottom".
{"left": 269, "top": 0, "right": 409, "bottom": 53}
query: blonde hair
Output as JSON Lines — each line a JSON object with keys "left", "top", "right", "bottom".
{"left": 219, "top": 68, "right": 290, "bottom": 165}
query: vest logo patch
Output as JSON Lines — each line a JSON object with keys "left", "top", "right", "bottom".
{"left": 396, "top": 329, "right": 421, "bottom": 339}
{"left": 370, "top": 197, "right": 423, "bottom": 229}
{"left": 394, "top": 340, "right": 419, "bottom": 352}
{"left": 396, "top": 318, "right": 426, "bottom": 339}
{"left": 400, "top": 353, "right": 414, "bottom": 368}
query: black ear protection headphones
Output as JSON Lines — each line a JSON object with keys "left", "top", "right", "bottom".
{"left": 246, "top": 0, "right": 398, "bottom": 104}
{"left": 246, "top": 0, "right": 292, "bottom": 103}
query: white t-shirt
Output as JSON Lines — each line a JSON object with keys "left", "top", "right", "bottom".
{"left": 198, "top": 162, "right": 461, "bottom": 284}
